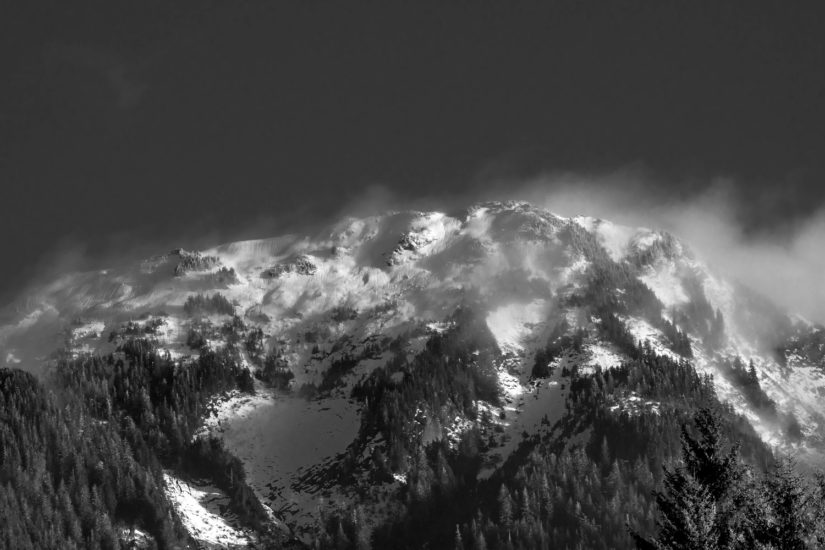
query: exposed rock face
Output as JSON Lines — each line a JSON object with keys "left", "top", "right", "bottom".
{"left": 172, "top": 250, "right": 222, "bottom": 276}
{"left": 262, "top": 255, "right": 318, "bottom": 278}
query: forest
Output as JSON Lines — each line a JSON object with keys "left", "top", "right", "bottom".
{"left": 0, "top": 317, "right": 284, "bottom": 549}
{"left": 2, "top": 298, "right": 823, "bottom": 549}
{"left": 313, "top": 308, "right": 823, "bottom": 550}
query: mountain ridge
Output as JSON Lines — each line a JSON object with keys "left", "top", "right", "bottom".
{"left": 1, "top": 200, "right": 823, "bottom": 548}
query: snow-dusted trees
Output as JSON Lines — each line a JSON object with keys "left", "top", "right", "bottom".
{"left": 172, "top": 250, "right": 221, "bottom": 276}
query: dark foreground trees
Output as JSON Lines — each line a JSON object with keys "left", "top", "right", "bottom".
{"left": 0, "top": 335, "right": 277, "bottom": 550}
{"left": 633, "top": 409, "right": 825, "bottom": 550}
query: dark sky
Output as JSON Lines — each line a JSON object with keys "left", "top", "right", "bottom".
{"left": 2, "top": 1, "right": 824, "bottom": 303}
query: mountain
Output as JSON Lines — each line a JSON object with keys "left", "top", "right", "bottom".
{"left": 1, "top": 200, "right": 823, "bottom": 549}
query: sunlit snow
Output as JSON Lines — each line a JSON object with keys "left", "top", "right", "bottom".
{"left": 163, "top": 472, "right": 252, "bottom": 548}
{"left": 485, "top": 300, "right": 547, "bottom": 354}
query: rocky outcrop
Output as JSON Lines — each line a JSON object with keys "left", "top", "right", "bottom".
{"left": 262, "top": 255, "right": 317, "bottom": 278}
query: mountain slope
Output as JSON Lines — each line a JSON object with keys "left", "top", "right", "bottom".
{"left": 1, "top": 200, "right": 822, "bottom": 547}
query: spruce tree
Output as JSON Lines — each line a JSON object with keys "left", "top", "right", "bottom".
{"left": 754, "top": 457, "right": 815, "bottom": 550}
{"left": 631, "top": 408, "right": 747, "bottom": 549}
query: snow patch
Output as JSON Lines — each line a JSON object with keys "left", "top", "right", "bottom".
{"left": 622, "top": 316, "right": 681, "bottom": 361}
{"left": 71, "top": 319, "right": 105, "bottom": 340}
{"left": 163, "top": 473, "right": 252, "bottom": 548}
{"left": 119, "top": 527, "right": 153, "bottom": 549}
{"left": 580, "top": 342, "right": 623, "bottom": 374}
{"left": 608, "top": 392, "right": 661, "bottom": 416}
{"left": 497, "top": 369, "right": 524, "bottom": 399}
{"left": 426, "top": 321, "right": 451, "bottom": 334}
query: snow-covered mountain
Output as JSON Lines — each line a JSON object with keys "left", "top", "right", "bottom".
{"left": 2, "top": 200, "right": 823, "bottom": 547}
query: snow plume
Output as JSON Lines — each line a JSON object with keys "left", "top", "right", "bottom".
{"left": 6, "top": 167, "right": 825, "bottom": 329}
{"left": 329, "top": 170, "right": 825, "bottom": 324}
{"left": 661, "top": 190, "right": 825, "bottom": 327}
{"left": 516, "top": 171, "right": 825, "bottom": 325}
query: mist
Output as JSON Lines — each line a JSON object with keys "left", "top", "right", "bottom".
{"left": 317, "top": 168, "right": 825, "bottom": 325}
{"left": 490, "top": 170, "right": 825, "bottom": 326}
{"left": 3, "top": 167, "right": 824, "bottom": 329}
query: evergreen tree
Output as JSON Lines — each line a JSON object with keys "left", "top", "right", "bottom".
{"left": 632, "top": 409, "right": 747, "bottom": 549}
{"left": 754, "top": 457, "right": 816, "bottom": 549}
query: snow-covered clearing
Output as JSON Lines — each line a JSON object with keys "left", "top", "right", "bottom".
{"left": 163, "top": 472, "right": 253, "bottom": 548}
{"left": 580, "top": 342, "right": 623, "bottom": 374}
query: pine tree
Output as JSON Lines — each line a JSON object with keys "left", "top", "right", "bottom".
{"left": 631, "top": 408, "right": 747, "bottom": 549}
{"left": 680, "top": 409, "right": 742, "bottom": 504}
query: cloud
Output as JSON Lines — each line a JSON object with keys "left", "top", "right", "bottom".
{"left": 473, "top": 168, "right": 825, "bottom": 325}
{"left": 319, "top": 167, "right": 825, "bottom": 324}
{"left": 5, "top": 163, "right": 823, "bottom": 327}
